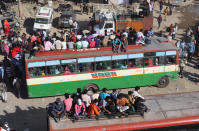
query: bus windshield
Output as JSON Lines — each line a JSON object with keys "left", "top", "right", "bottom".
{"left": 35, "top": 18, "right": 49, "bottom": 24}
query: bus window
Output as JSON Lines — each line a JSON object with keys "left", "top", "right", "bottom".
{"left": 96, "top": 61, "right": 112, "bottom": 71}
{"left": 46, "top": 66, "right": 62, "bottom": 75}
{"left": 112, "top": 60, "right": 128, "bottom": 69}
{"left": 128, "top": 58, "right": 144, "bottom": 68}
{"left": 153, "top": 56, "right": 165, "bottom": 66}
{"left": 28, "top": 67, "right": 46, "bottom": 77}
{"left": 61, "top": 63, "right": 76, "bottom": 74}
{"left": 61, "top": 59, "right": 77, "bottom": 74}
{"left": 144, "top": 58, "right": 153, "bottom": 67}
{"left": 165, "top": 56, "right": 176, "bottom": 64}
{"left": 78, "top": 63, "right": 95, "bottom": 72}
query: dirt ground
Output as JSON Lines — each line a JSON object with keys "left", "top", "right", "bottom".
{"left": 0, "top": 0, "right": 199, "bottom": 131}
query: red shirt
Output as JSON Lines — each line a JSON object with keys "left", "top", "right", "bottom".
{"left": 12, "top": 47, "right": 22, "bottom": 58}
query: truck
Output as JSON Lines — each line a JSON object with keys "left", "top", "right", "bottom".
{"left": 33, "top": 7, "right": 53, "bottom": 34}
{"left": 93, "top": 5, "right": 153, "bottom": 35}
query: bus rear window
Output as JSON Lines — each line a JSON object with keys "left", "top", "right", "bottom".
{"left": 165, "top": 56, "right": 176, "bottom": 64}
{"left": 35, "top": 18, "right": 49, "bottom": 24}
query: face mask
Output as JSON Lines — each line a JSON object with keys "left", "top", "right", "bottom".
{"left": 77, "top": 99, "right": 82, "bottom": 105}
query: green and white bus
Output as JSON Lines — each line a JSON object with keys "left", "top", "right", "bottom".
{"left": 25, "top": 37, "right": 179, "bottom": 97}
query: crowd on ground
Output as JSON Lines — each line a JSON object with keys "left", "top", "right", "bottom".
{"left": 47, "top": 87, "right": 150, "bottom": 122}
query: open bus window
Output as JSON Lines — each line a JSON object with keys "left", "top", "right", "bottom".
{"left": 153, "top": 56, "right": 165, "bottom": 66}
{"left": 144, "top": 58, "right": 153, "bottom": 67}
{"left": 96, "top": 61, "right": 112, "bottom": 71}
{"left": 128, "top": 58, "right": 144, "bottom": 68}
{"left": 78, "top": 63, "right": 95, "bottom": 72}
{"left": 61, "top": 63, "right": 76, "bottom": 74}
{"left": 28, "top": 67, "right": 46, "bottom": 77}
{"left": 46, "top": 66, "right": 62, "bottom": 75}
{"left": 112, "top": 60, "right": 128, "bottom": 69}
{"left": 165, "top": 56, "right": 176, "bottom": 65}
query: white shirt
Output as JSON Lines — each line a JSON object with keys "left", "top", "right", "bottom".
{"left": 82, "top": 40, "right": 89, "bottom": 48}
{"left": 69, "top": 19, "right": 73, "bottom": 26}
{"left": 133, "top": 90, "right": 145, "bottom": 100}
{"left": 123, "top": 32, "right": 128, "bottom": 37}
{"left": 62, "top": 41, "right": 67, "bottom": 50}
{"left": 73, "top": 22, "right": 78, "bottom": 29}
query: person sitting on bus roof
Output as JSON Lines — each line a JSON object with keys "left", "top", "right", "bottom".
{"left": 44, "top": 37, "right": 53, "bottom": 51}
{"left": 81, "top": 89, "right": 91, "bottom": 108}
{"left": 99, "top": 88, "right": 110, "bottom": 101}
{"left": 121, "top": 35, "right": 128, "bottom": 52}
{"left": 132, "top": 87, "right": 145, "bottom": 101}
{"left": 95, "top": 36, "right": 101, "bottom": 48}
{"left": 88, "top": 99, "right": 101, "bottom": 119}
{"left": 54, "top": 37, "right": 63, "bottom": 50}
{"left": 67, "top": 40, "right": 74, "bottom": 50}
{"left": 91, "top": 89, "right": 99, "bottom": 101}
{"left": 134, "top": 97, "right": 150, "bottom": 117}
{"left": 89, "top": 38, "right": 96, "bottom": 48}
{"left": 127, "top": 91, "right": 136, "bottom": 112}
{"left": 110, "top": 89, "right": 118, "bottom": 102}
{"left": 111, "top": 35, "right": 121, "bottom": 53}
{"left": 76, "top": 88, "right": 82, "bottom": 99}
{"left": 136, "top": 29, "right": 145, "bottom": 45}
{"left": 51, "top": 98, "right": 65, "bottom": 122}
{"left": 82, "top": 37, "right": 89, "bottom": 49}
{"left": 101, "top": 96, "right": 118, "bottom": 117}
{"left": 76, "top": 39, "right": 82, "bottom": 49}
{"left": 74, "top": 99, "right": 86, "bottom": 120}
{"left": 116, "top": 94, "right": 130, "bottom": 114}
{"left": 64, "top": 93, "right": 73, "bottom": 113}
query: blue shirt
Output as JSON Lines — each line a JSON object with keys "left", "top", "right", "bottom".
{"left": 188, "top": 42, "right": 195, "bottom": 53}
{"left": 180, "top": 42, "right": 185, "bottom": 50}
{"left": 99, "top": 92, "right": 110, "bottom": 100}
{"left": 148, "top": 30, "right": 154, "bottom": 38}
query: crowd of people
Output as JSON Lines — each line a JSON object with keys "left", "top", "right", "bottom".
{"left": 0, "top": 26, "right": 155, "bottom": 59}
{"left": 47, "top": 87, "right": 150, "bottom": 122}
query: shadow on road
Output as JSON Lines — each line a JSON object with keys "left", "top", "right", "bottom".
{"left": 23, "top": 17, "right": 35, "bottom": 35}
{"left": 0, "top": 106, "right": 47, "bottom": 131}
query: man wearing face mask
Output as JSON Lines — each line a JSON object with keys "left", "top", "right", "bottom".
{"left": 74, "top": 99, "right": 86, "bottom": 120}
{"left": 51, "top": 98, "right": 65, "bottom": 122}
{"left": 88, "top": 99, "right": 101, "bottom": 119}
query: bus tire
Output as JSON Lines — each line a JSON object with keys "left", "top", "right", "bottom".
{"left": 157, "top": 77, "right": 169, "bottom": 88}
{"left": 84, "top": 84, "right": 99, "bottom": 94}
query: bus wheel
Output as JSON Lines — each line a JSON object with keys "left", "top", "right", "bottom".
{"left": 157, "top": 77, "right": 169, "bottom": 88}
{"left": 84, "top": 84, "right": 99, "bottom": 95}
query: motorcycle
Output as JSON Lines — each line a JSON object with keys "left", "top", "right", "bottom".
{"left": 0, "top": 118, "right": 15, "bottom": 131}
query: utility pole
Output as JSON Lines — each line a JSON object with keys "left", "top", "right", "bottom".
{"left": 18, "top": 0, "right": 22, "bottom": 18}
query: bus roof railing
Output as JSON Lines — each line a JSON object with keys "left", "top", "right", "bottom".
{"left": 34, "top": 45, "right": 142, "bottom": 57}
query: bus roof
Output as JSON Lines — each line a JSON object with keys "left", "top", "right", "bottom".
{"left": 36, "top": 7, "right": 52, "bottom": 18}
{"left": 25, "top": 37, "right": 177, "bottom": 62}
